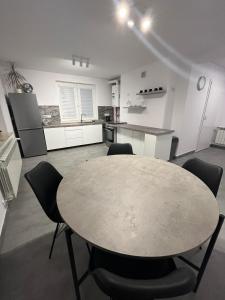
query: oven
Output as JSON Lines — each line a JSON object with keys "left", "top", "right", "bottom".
{"left": 105, "top": 126, "right": 115, "bottom": 146}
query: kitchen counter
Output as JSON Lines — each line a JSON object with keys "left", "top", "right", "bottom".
{"left": 43, "top": 120, "right": 104, "bottom": 128}
{"left": 114, "top": 124, "right": 174, "bottom": 160}
{"left": 0, "top": 132, "right": 14, "bottom": 156}
{"left": 0, "top": 132, "right": 13, "bottom": 143}
{"left": 109, "top": 123, "right": 174, "bottom": 136}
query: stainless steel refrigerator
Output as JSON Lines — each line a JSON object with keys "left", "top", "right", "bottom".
{"left": 7, "top": 93, "right": 47, "bottom": 157}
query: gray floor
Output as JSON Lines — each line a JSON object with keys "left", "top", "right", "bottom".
{"left": 1, "top": 143, "right": 108, "bottom": 253}
{"left": 0, "top": 144, "right": 225, "bottom": 300}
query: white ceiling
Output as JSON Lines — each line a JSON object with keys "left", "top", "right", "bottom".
{"left": 0, "top": 0, "right": 225, "bottom": 79}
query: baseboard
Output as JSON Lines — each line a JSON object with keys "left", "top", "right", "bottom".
{"left": 210, "top": 144, "right": 225, "bottom": 150}
{"left": 174, "top": 150, "right": 195, "bottom": 159}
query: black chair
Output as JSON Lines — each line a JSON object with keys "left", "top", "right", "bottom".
{"left": 182, "top": 158, "right": 223, "bottom": 197}
{"left": 107, "top": 143, "right": 133, "bottom": 156}
{"left": 180, "top": 158, "right": 224, "bottom": 291}
{"left": 24, "top": 161, "right": 63, "bottom": 259}
{"left": 64, "top": 231, "right": 196, "bottom": 300}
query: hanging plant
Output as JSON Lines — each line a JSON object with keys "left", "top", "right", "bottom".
{"left": 6, "top": 64, "right": 26, "bottom": 92}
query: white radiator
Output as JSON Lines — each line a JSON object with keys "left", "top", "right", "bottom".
{"left": 0, "top": 135, "right": 22, "bottom": 205}
{"left": 215, "top": 128, "right": 225, "bottom": 145}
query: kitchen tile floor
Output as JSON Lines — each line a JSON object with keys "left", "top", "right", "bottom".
{"left": 1, "top": 144, "right": 225, "bottom": 254}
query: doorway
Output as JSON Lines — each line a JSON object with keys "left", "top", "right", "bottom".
{"left": 196, "top": 79, "right": 213, "bottom": 151}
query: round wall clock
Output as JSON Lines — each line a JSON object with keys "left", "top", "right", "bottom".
{"left": 197, "top": 76, "right": 206, "bottom": 91}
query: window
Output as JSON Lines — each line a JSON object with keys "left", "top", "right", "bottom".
{"left": 58, "top": 82, "right": 95, "bottom": 122}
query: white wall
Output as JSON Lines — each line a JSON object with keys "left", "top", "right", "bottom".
{"left": 17, "top": 68, "right": 111, "bottom": 116}
{"left": 0, "top": 189, "right": 6, "bottom": 236}
{"left": 0, "top": 78, "right": 13, "bottom": 133}
{"left": 120, "top": 61, "right": 191, "bottom": 132}
{"left": 120, "top": 60, "right": 225, "bottom": 157}
{"left": 120, "top": 61, "right": 173, "bottom": 128}
{"left": 176, "top": 64, "right": 225, "bottom": 156}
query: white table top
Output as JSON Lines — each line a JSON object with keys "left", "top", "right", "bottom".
{"left": 57, "top": 155, "right": 219, "bottom": 258}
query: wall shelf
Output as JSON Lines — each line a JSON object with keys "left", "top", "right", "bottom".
{"left": 123, "top": 106, "right": 146, "bottom": 109}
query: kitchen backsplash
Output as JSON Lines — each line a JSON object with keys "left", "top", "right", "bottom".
{"left": 39, "top": 105, "right": 61, "bottom": 126}
{"left": 39, "top": 105, "right": 119, "bottom": 125}
{"left": 98, "top": 106, "right": 114, "bottom": 122}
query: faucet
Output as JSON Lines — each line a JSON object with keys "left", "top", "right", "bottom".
{"left": 81, "top": 113, "right": 86, "bottom": 123}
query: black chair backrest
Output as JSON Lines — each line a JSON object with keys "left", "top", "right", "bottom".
{"left": 107, "top": 143, "right": 133, "bottom": 156}
{"left": 182, "top": 158, "right": 223, "bottom": 197}
{"left": 24, "top": 161, "right": 63, "bottom": 223}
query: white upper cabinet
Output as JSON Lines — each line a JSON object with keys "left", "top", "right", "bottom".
{"left": 109, "top": 79, "right": 120, "bottom": 107}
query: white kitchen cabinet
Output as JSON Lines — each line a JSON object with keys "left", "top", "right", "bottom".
{"left": 132, "top": 131, "right": 145, "bottom": 155}
{"left": 112, "top": 84, "right": 120, "bottom": 107}
{"left": 117, "top": 128, "right": 144, "bottom": 155}
{"left": 44, "top": 128, "right": 66, "bottom": 150}
{"left": 44, "top": 124, "right": 103, "bottom": 151}
{"left": 116, "top": 127, "right": 172, "bottom": 160}
{"left": 83, "top": 124, "right": 103, "bottom": 144}
{"left": 117, "top": 128, "right": 132, "bottom": 143}
{"left": 64, "top": 127, "right": 84, "bottom": 147}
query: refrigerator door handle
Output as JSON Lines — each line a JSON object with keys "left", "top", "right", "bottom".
{"left": 18, "top": 127, "right": 43, "bottom": 131}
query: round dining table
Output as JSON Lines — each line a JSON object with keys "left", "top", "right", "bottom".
{"left": 57, "top": 155, "right": 219, "bottom": 258}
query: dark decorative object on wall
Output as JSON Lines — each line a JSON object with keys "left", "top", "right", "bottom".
{"left": 137, "top": 87, "right": 166, "bottom": 96}
{"left": 22, "top": 83, "right": 33, "bottom": 93}
{"left": 197, "top": 76, "right": 206, "bottom": 91}
{"left": 6, "top": 64, "right": 26, "bottom": 93}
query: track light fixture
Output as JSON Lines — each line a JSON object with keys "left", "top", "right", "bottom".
{"left": 72, "top": 55, "right": 90, "bottom": 68}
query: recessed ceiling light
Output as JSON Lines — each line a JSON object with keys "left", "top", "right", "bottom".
{"left": 116, "top": 2, "right": 129, "bottom": 23}
{"left": 127, "top": 19, "right": 135, "bottom": 28}
{"left": 140, "top": 16, "right": 152, "bottom": 33}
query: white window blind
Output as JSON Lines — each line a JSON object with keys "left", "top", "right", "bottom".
{"left": 58, "top": 83, "right": 95, "bottom": 122}
{"left": 59, "top": 86, "right": 77, "bottom": 121}
{"left": 79, "top": 87, "right": 94, "bottom": 118}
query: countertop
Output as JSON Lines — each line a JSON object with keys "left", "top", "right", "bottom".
{"left": 43, "top": 120, "right": 104, "bottom": 128}
{"left": 0, "top": 132, "right": 13, "bottom": 143}
{"left": 0, "top": 132, "right": 14, "bottom": 157}
{"left": 109, "top": 123, "right": 174, "bottom": 136}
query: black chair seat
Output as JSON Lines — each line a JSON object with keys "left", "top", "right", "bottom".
{"left": 90, "top": 247, "right": 176, "bottom": 280}
{"left": 90, "top": 248, "right": 195, "bottom": 300}
{"left": 107, "top": 143, "right": 133, "bottom": 156}
{"left": 182, "top": 158, "right": 223, "bottom": 197}
{"left": 92, "top": 267, "right": 196, "bottom": 300}
{"left": 49, "top": 202, "right": 63, "bottom": 223}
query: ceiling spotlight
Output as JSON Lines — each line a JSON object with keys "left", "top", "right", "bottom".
{"left": 140, "top": 16, "right": 152, "bottom": 33}
{"left": 116, "top": 2, "right": 129, "bottom": 23}
{"left": 127, "top": 19, "right": 134, "bottom": 28}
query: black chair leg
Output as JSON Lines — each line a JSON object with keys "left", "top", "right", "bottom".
{"left": 65, "top": 228, "right": 81, "bottom": 300}
{"left": 86, "top": 242, "right": 91, "bottom": 256}
{"left": 49, "top": 223, "right": 60, "bottom": 259}
{"left": 194, "top": 214, "right": 225, "bottom": 292}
